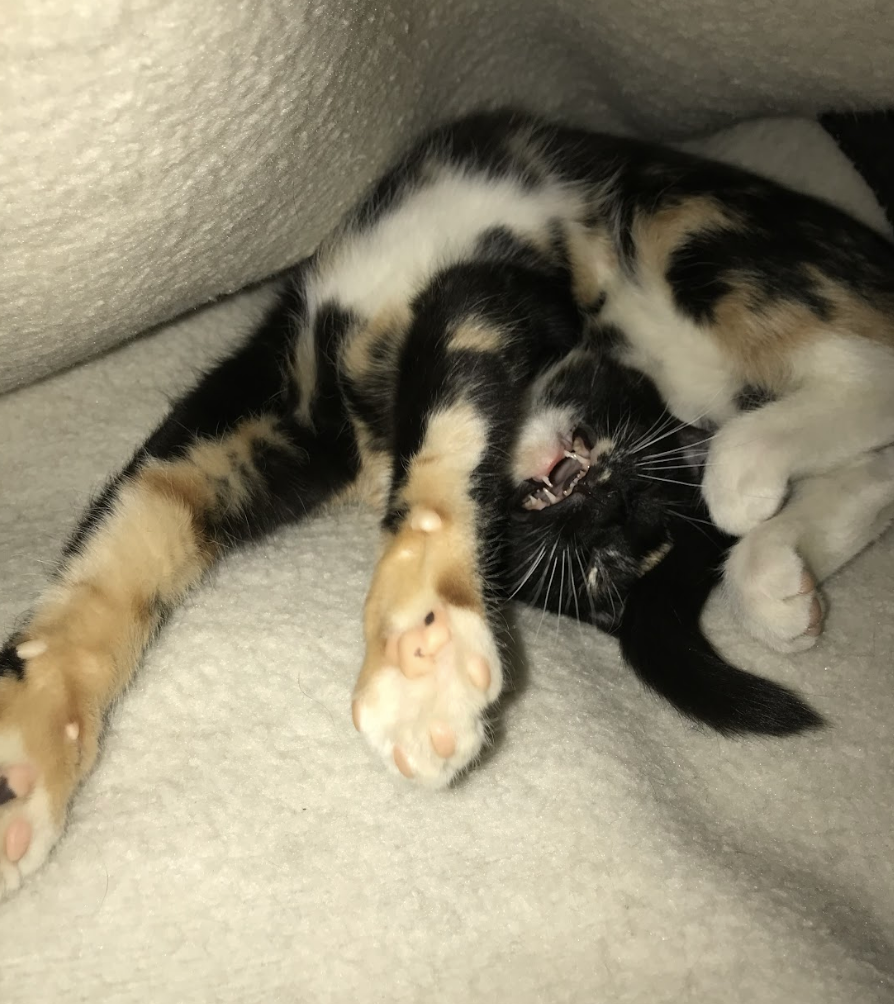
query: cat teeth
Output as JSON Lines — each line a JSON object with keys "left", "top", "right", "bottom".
{"left": 521, "top": 443, "right": 594, "bottom": 511}
{"left": 565, "top": 468, "right": 587, "bottom": 494}
{"left": 522, "top": 487, "right": 559, "bottom": 510}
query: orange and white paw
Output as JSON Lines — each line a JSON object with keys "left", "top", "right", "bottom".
{"left": 354, "top": 509, "right": 503, "bottom": 787}
{"left": 0, "top": 639, "right": 87, "bottom": 899}
{"left": 0, "top": 739, "right": 65, "bottom": 899}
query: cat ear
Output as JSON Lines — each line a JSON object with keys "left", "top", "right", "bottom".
{"left": 675, "top": 424, "right": 713, "bottom": 477}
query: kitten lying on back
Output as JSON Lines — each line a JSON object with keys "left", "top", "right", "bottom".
{"left": 2, "top": 111, "right": 894, "bottom": 899}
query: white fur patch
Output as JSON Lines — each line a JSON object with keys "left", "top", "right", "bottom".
{"left": 512, "top": 406, "right": 576, "bottom": 483}
{"left": 307, "top": 167, "right": 584, "bottom": 323}
{"left": 603, "top": 276, "right": 740, "bottom": 428}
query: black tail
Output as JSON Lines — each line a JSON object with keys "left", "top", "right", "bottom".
{"left": 617, "top": 515, "right": 824, "bottom": 736}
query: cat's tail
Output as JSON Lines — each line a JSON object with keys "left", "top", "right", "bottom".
{"left": 617, "top": 515, "right": 824, "bottom": 736}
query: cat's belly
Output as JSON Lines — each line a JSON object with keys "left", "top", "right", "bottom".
{"left": 602, "top": 280, "right": 741, "bottom": 429}
{"left": 307, "top": 167, "right": 585, "bottom": 322}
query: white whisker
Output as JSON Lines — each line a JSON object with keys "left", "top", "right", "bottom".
{"left": 637, "top": 473, "right": 702, "bottom": 489}
{"left": 507, "top": 543, "right": 547, "bottom": 599}
{"left": 536, "top": 549, "right": 560, "bottom": 640}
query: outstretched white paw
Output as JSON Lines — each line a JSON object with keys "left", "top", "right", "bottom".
{"left": 354, "top": 508, "right": 502, "bottom": 787}
{"left": 723, "top": 537, "right": 823, "bottom": 653}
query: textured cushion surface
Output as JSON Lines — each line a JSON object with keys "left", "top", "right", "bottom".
{"left": 3, "top": 0, "right": 894, "bottom": 392}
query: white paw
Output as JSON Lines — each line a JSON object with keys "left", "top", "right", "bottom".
{"left": 353, "top": 605, "right": 501, "bottom": 787}
{"left": 723, "top": 537, "right": 824, "bottom": 653}
{"left": 702, "top": 425, "right": 789, "bottom": 536}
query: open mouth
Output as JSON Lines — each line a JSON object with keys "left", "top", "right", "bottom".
{"left": 520, "top": 431, "right": 593, "bottom": 511}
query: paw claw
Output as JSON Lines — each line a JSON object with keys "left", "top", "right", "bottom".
{"left": 806, "top": 597, "right": 823, "bottom": 635}
{"left": 410, "top": 508, "right": 443, "bottom": 533}
{"left": 15, "top": 639, "right": 47, "bottom": 660}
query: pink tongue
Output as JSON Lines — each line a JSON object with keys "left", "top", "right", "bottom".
{"left": 549, "top": 455, "right": 582, "bottom": 490}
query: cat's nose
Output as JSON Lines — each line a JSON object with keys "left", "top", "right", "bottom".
{"left": 579, "top": 468, "right": 628, "bottom": 523}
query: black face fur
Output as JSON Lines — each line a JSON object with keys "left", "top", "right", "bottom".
{"left": 506, "top": 346, "right": 707, "bottom": 634}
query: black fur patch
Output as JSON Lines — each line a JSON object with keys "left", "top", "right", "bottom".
{"left": 619, "top": 513, "right": 823, "bottom": 735}
{"left": 0, "top": 640, "right": 25, "bottom": 680}
{"left": 821, "top": 110, "right": 894, "bottom": 230}
{"left": 735, "top": 385, "right": 777, "bottom": 413}
{"left": 0, "top": 776, "right": 15, "bottom": 805}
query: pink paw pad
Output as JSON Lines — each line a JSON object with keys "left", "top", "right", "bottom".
{"left": 5, "top": 819, "right": 32, "bottom": 863}
{"left": 0, "top": 766, "right": 36, "bottom": 866}
{"left": 429, "top": 722, "right": 456, "bottom": 759}
{"left": 386, "top": 609, "right": 451, "bottom": 679}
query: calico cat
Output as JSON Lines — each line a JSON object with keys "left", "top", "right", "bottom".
{"left": 3, "top": 110, "right": 894, "bottom": 899}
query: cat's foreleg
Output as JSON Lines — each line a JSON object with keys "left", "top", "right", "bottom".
{"left": 722, "top": 446, "right": 894, "bottom": 653}
{"left": 0, "top": 300, "right": 356, "bottom": 898}
{"left": 703, "top": 336, "right": 894, "bottom": 535}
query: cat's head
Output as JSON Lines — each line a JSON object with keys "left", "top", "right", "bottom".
{"left": 506, "top": 346, "right": 709, "bottom": 632}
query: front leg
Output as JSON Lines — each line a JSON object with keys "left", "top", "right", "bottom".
{"left": 703, "top": 339, "right": 894, "bottom": 536}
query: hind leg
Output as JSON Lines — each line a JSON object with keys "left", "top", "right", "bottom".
{"left": 350, "top": 302, "right": 547, "bottom": 785}
{"left": 353, "top": 401, "right": 505, "bottom": 786}
{"left": 723, "top": 446, "right": 894, "bottom": 652}
{"left": 0, "top": 300, "right": 356, "bottom": 898}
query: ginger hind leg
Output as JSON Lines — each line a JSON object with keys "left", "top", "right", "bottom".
{"left": 0, "top": 301, "right": 357, "bottom": 898}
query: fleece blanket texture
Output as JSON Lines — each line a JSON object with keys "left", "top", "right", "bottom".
{"left": 2, "top": 0, "right": 894, "bottom": 393}
{"left": 1, "top": 118, "right": 893, "bottom": 1003}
